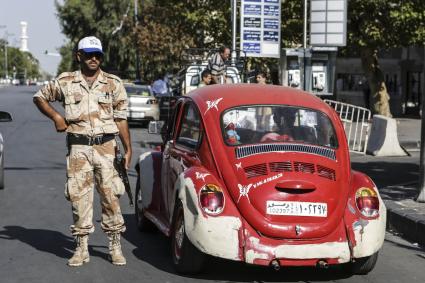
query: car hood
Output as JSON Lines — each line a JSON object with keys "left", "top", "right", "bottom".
{"left": 219, "top": 143, "right": 350, "bottom": 239}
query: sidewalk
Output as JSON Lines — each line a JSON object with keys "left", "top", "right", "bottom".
{"left": 352, "top": 117, "right": 424, "bottom": 246}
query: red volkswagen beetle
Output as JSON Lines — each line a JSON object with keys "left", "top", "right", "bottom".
{"left": 135, "top": 84, "right": 386, "bottom": 275}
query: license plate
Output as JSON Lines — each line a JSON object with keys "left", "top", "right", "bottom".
{"left": 163, "top": 101, "right": 170, "bottom": 106}
{"left": 266, "top": 201, "right": 327, "bottom": 217}
{"left": 129, "top": 112, "right": 145, "bottom": 118}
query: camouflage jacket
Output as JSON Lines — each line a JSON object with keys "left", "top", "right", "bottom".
{"left": 34, "top": 70, "right": 128, "bottom": 136}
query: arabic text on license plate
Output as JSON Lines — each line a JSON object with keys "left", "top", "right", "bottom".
{"left": 266, "top": 201, "right": 327, "bottom": 217}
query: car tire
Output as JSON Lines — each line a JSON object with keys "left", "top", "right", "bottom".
{"left": 171, "top": 200, "right": 206, "bottom": 274}
{"left": 351, "top": 252, "right": 379, "bottom": 275}
{"left": 0, "top": 153, "right": 4, "bottom": 190}
{"left": 135, "top": 176, "right": 155, "bottom": 232}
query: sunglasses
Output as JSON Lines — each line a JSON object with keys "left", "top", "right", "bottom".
{"left": 81, "top": 51, "right": 103, "bottom": 59}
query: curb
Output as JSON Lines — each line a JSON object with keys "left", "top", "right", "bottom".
{"left": 384, "top": 199, "right": 425, "bottom": 247}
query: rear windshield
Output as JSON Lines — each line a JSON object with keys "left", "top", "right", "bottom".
{"left": 221, "top": 105, "right": 338, "bottom": 148}
{"left": 125, "top": 86, "right": 152, "bottom": 96}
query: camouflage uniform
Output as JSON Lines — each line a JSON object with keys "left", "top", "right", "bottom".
{"left": 33, "top": 70, "right": 127, "bottom": 236}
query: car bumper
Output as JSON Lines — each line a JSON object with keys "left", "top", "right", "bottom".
{"left": 127, "top": 107, "right": 159, "bottom": 121}
{"left": 179, "top": 176, "right": 353, "bottom": 266}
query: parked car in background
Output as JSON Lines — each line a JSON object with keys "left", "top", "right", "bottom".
{"left": 135, "top": 84, "right": 386, "bottom": 275}
{"left": 124, "top": 84, "right": 159, "bottom": 125}
{"left": 0, "top": 111, "right": 12, "bottom": 189}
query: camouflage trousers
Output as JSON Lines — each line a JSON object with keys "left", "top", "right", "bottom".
{"left": 65, "top": 139, "right": 126, "bottom": 236}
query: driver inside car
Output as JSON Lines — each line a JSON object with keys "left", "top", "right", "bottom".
{"left": 260, "top": 107, "right": 297, "bottom": 142}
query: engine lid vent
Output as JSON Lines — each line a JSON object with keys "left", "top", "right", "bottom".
{"left": 244, "top": 163, "right": 268, "bottom": 178}
{"left": 269, "top": 161, "right": 293, "bottom": 173}
{"left": 294, "top": 162, "right": 315, "bottom": 174}
{"left": 317, "top": 165, "right": 336, "bottom": 181}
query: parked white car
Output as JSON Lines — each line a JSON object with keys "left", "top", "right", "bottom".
{"left": 125, "top": 84, "right": 159, "bottom": 125}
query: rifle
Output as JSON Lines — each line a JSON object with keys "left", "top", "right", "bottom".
{"left": 115, "top": 146, "right": 134, "bottom": 207}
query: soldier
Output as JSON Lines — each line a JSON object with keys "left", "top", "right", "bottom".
{"left": 33, "top": 36, "right": 132, "bottom": 267}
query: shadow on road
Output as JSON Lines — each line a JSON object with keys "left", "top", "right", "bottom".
{"left": 0, "top": 225, "right": 109, "bottom": 262}
{"left": 121, "top": 214, "right": 353, "bottom": 282}
{"left": 351, "top": 161, "right": 419, "bottom": 190}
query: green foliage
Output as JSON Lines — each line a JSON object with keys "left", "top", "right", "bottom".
{"left": 56, "top": 0, "right": 233, "bottom": 82}
{"left": 55, "top": 0, "right": 424, "bottom": 82}
{"left": 281, "top": 0, "right": 303, "bottom": 47}
{"left": 345, "top": 0, "right": 424, "bottom": 52}
{"left": 0, "top": 43, "right": 40, "bottom": 80}
{"left": 56, "top": 0, "right": 135, "bottom": 77}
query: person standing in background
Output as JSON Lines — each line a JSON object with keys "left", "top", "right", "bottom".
{"left": 256, "top": 71, "right": 272, "bottom": 130}
{"left": 207, "top": 46, "right": 230, "bottom": 84}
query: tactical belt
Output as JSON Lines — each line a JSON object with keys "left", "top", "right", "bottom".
{"left": 67, "top": 133, "right": 116, "bottom": 146}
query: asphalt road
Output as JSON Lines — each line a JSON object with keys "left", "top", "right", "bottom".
{"left": 0, "top": 86, "right": 424, "bottom": 283}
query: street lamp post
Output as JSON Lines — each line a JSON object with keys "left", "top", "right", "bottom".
{"left": 0, "top": 25, "right": 7, "bottom": 80}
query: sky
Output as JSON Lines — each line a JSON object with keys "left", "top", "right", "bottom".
{"left": 0, "top": 0, "right": 66, "bottom": 75}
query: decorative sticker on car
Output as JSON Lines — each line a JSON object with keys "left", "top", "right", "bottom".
{"left": 235, "top": 162, "right": 242, "bottom": 170}
{"left": 204, "top": 98, "right": 223, "bottom": 115}
{"left": 237, "top": 173, "right": 283, "bottom": 203}
{"left": 252, "top": 173, "right": 283, "bottom": 189}
{"left": 237, "top": 183, "right": 253, "bottom": 203}
{"left": 195, "top": 172, "right": 210, "bottom": 182}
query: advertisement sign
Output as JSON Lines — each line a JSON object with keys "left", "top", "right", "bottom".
{"left": 240, "top": 0, "right": 281, "bottom": 58}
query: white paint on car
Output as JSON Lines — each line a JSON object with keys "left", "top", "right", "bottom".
{"left": 352, "top": 195, "right": 386, "bottom": 258}
{"left": 138, "top": 151, "right": 154, "bottom": 207}
{"left": 178, "top": 176, "right": 242, "bottom": 261}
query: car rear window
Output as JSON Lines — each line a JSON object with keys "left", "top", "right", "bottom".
{"left": 221, "top": 105, "right": 338, "bottom": 148}
{"left": 125, "top": 86, "right": 152, "bottom": 97}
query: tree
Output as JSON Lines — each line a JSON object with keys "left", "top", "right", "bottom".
{"left": 131, "top": 0, "right": 233, "bottom": 82}
{"left": 55, "top": 0, "right": 233, "bottom": 81}
{"left": 346, "top": 0, "right": 424, "bottom": 116}
{"left": 55, "top": 0, "right": 135, "bottom": 77}
{"left": 0, "top": 39, "right": 40, "bottom": 81}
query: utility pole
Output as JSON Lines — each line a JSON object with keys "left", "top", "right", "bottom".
{"left": 302, "top": 0, "right": 308, "bottom": 90}
{"left": 134, "top": 0, "right": 141, "bottom": 82}
{"left": 231, "top": 0, "right": 237, "bottom": 66}
{"left": 418, "top": 46, "right": 425, "bottom": 203}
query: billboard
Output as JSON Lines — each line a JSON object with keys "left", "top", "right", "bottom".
{"left": 310, "top": 0, "right": 347, "bottom": 46}
{"left": 240, "top": 0, "right": 281, "bottom": 58}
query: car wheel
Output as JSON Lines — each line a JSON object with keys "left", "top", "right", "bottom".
{"left": 351, "top": 252, "right": 379, "bottom": 275}
{"left": 0, "top": 153, "right": 4, "bottom": 190}
{"left": 135, "top": 176, "right": 155, "bottom": 232}
{"left": 171, "top": 200, "right": 206, "bottom": 274}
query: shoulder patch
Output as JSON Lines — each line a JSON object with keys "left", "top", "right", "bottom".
{"left": 103, "top": 72, "right": 122, "bottom": 83}
{"left": 57, "top": 71, "right": 76, "bottom": 81}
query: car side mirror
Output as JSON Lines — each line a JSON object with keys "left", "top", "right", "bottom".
{"left": 0, "top": 111, "right": 12, "bottom": 122}
{"left": 148, "top": 120, "right": 164, "bottom": 134}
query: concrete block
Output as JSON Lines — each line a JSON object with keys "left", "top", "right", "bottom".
{"left": 366, "top": 115, "right": 407, "bottom": 156}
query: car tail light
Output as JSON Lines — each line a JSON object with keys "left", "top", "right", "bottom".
{"left": 199, "top": 184, "right": 225, "bottom": 215}
{"left": 146, "top": 99, "right": 158, "bottom": 104}
{"left": 355, "top": 187, "right": 379, "bottom": 218}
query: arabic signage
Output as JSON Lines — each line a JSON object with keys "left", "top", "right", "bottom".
{"left": 240, "top": 0, "right": 281, "bottom": 58}
{"left": 310, "top": 0, "right": 347, "bottom": 46}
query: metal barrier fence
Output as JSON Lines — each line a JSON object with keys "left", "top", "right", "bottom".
{"left": 324, "top": 100, "right": 371, "bottom": 154}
